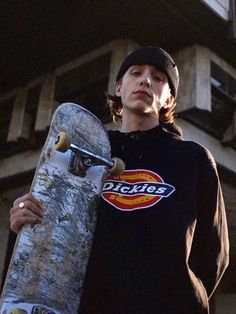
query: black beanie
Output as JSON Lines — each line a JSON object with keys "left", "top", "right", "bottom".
{"left": 116, "top": 46, "right": 179, "bottom": 98}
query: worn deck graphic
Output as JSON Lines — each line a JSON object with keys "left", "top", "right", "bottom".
{"left": 0, "top": 103, "right": 111, "bottom": 314}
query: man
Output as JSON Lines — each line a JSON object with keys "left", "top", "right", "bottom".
{"left": 10, "top": 46, "right": 229, "bottom": 313}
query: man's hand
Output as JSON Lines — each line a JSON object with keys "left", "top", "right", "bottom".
{"left": 10, "top": 193, "right": 43, "bottom": 233}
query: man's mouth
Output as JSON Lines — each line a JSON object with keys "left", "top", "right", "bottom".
{"left": 134, "top": 90, "right": 151, "bottom": 97}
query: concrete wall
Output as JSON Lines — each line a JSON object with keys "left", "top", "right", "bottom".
{"left": 201, "top": 0, "right": 230, "bottom": 20}
{"left": 215, "top": 294, "right": 236, "bottom": 313}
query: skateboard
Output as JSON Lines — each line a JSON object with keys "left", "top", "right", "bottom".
{"left": 0, "top": 103, "right": 125, "bottom": 314}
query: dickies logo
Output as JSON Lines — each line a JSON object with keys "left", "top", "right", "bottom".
{"left": 102, "top": 169, "right": 175, "bottom": 211}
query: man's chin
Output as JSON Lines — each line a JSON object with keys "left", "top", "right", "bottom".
{"left": 128, "top": 106, "right": 158, "bottom": 117}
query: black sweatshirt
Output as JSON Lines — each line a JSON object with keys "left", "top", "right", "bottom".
{"left": 79, "top": 124, "right": 229, "bottom": 314}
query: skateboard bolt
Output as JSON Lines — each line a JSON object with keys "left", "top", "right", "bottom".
{"left": 83, "top": 157, "right": 92, "bottom": 167}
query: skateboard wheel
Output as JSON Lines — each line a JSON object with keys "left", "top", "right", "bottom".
{"left": 55, "top": 132, "right": 71, "bottom": 152}
{"left": 109, "top": 157, "right": 125, "bottom": 176}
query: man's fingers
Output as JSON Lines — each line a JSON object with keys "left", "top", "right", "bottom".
{"left": 10, "top": 193, "right": 43, "bottom": 233}
{"left": 14, "top": 193, "right": 42, "bottom": 208}
{"left": 20, "top": 200, "right": 43, "bottom": 218}
{"left": 10, "top": 215, "right": 40, "bottom": 234}
{"left": 12, "top": 194, "right": 43, "bottom": 218}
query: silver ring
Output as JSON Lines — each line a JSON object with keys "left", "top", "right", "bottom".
{"left": 19, "top": 202, "right": 25, "bottom": 209}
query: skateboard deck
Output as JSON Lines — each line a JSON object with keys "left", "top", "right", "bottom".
{"left": 0, "top": 103, "right": 121, "bottom": 314}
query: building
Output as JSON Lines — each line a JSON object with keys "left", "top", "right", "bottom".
{"left": 0, "top": 1, "right": 235, "bottom": 312}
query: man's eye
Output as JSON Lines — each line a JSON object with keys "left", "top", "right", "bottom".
{"left": 153, "top": 76, "right": 162, "bottom": 81}
{"left": 131, "top": 71, "right": 140, "bottom": 75}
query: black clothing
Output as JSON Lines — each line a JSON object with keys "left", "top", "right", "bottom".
{"left": 79, "top": 124, "right": 229, "bottom": 314}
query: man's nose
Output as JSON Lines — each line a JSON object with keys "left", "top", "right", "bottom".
{"left": 139, "top": 76, "right": 151, "bottom": 87}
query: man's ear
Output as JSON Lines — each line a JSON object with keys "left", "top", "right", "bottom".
{"left": 163, "top": 95, "right": 174, "bottom": 109}
{"left": 115, "top": 81, "right": 122, "bottom": 97}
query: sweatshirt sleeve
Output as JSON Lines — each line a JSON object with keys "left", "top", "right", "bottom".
{"left": 190, "top": 147, "right": 229, "bottom": 299}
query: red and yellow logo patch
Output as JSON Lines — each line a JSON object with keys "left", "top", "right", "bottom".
{"left": 102, "top": 169, "right": 175, "bottom": 211}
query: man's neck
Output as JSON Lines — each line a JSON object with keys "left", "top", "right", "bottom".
{"left": 120, "top": 112, "right": 159, "bottom": 133}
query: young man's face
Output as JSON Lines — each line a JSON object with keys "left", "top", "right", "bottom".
{"left": 115, "top": 64, "right": 173, "bottom": 118}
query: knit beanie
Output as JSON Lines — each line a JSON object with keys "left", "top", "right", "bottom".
{"left": 116, "top": 46, "right": 179, "bottom": 98}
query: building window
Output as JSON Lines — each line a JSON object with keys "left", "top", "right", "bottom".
{"left": 211, "top": 61, "right": 236, "bottom": 97}
{"left": 55, "top": 53, "right": 111, "bottom": 123}
{"left": 229, "top": 0, "right": 236, "bottom": 39}
{"left": 211, "top": 61, "right": 235, "bottom": 138}
{"left": 0, "top": 99, "right": 14, "bottom": 158}
{"left": 25, "top": 85, "right": 41, "bottom": 132}
{"left": 179, "top": 60, "right": 236, "bottom": 141}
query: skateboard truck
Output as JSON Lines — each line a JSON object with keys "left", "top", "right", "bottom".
{"left": 67, "top": 144, "right": 115, "bottom": 177}
{"left": 55, "top": 132, "right": 125, "bottom": 177}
